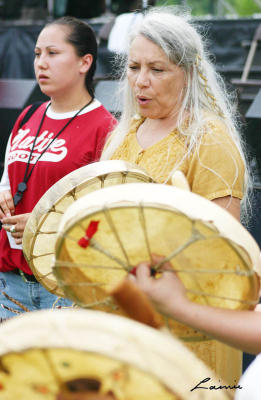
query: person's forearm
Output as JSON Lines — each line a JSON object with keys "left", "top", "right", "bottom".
{"left": 212, "top": 196, "right": 240, "bottom": 221}
{"left": 168, "top": 300, "right": 261, "bottom": 354}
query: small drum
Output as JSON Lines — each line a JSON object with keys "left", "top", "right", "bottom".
{"left": 0, "top": 309, "right": 231, "bottom": 400}
{"left": 54, "top": 183, "right": 261, "bottom": 383}
{"left": 22, "top": 160, "right": 153, "bottom": 296}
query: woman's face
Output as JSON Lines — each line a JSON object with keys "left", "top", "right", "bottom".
{"left": 34, "top": 25, "right": 88, "bottom": 98}
{"left": 127, "top": 35, "right": 186, "bottom": 120}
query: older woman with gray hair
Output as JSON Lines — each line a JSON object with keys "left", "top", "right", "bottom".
{"left": 101, "top": 7, "right": 249, "bottom": 221}
{"left": 101, "top": 6, "right": 253, "bottom": 385}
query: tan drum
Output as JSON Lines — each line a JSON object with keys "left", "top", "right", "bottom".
{"left": 54, "top": 183, "right": 261, "bottom": 384}
{"left": 22, "top": 160, "right": 153, "bottom": 296}
{"left": 0, "top": 309, "right": 232, "bottom": 400}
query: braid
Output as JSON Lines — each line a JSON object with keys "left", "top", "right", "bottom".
{"left": 195, "top": 54, "right": 224, "bottom": 118}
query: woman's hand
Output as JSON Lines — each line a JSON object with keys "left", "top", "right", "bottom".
{"left": 132, "top": 255, "right": 189, "bottom": 317}
{"left": 2, "top": 213, "right": 30, "bottom": 245}
{"left": 0, "top": 190, "right": 15, "bottom": 220}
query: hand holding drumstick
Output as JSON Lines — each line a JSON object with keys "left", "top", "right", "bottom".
{"left": 110, "top": 254, "right": 189, "bottom": 330}
{"left": 130, "top": 255, "right": 188, "bottom": 319}
{"left": 111, "top": 254, "right": 261, "bottom": 355}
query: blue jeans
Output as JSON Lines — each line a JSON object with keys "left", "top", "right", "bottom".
{"left": 0, "top": 271, "right": 72, "bottom": 320}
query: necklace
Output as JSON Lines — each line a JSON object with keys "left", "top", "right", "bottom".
{"left": 13, "top": 98, "right": 93, "bottom": 206}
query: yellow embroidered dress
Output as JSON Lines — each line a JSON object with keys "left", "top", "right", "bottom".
{"left": 111, "top": 116, "right": 246, "bottom": 385}
{"left": 111, "top": 117, "right": 244, "bottom": 200}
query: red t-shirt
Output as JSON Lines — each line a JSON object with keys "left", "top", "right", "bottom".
{"left": 0, "top": 100, "right": 116, "bottom": 273}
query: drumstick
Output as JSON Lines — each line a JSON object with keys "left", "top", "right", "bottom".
{"left": 110, "top": 279, "right": 164, "bottom": 329}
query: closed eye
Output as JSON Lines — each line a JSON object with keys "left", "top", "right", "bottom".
{"left": 152, "top": 68, "right": 163, "bottom": 72}
{"left": 128, "top": 65, "right": 139, "bottom": 70}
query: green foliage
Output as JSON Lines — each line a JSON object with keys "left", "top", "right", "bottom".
{"left": 155, "top": 0, "right": 261, "bottom": 16}
{"left": 156, "top": 0, "right": 182, "bottom": 5}
{"left": 232, "top": 0, "right": 260, "bottom": 16}
{"left": 186, "top": 0, "right": 215, "bottom": 15}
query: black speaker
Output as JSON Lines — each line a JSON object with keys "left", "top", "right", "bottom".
{"left": 65, "top": 0, "right": 105, "bottom": 18}
{"left": 0, "top": 79, "right": 48, "bottom": 172}
{"left": 1, "top": 0, "right": 23, "bottom": 19}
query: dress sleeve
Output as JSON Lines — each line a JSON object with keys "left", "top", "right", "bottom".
{"left": 186, "top": 121, "right": 245, "bottom": 200}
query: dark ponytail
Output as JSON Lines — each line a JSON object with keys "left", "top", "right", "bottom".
{"left": 47, "top": 16, "right": 97, "bottom": 97}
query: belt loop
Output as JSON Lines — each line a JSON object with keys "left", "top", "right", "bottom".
{"left": 19, "top": 270, "right": 27, "bottom": 283}
{"left": 18, "top": 270, "right": 37, "bottom": 283}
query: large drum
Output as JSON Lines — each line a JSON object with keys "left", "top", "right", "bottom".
{"left": 0, "top": 309, "right": 231, "bottom": 400}
{"left": 53, "top": 183, "right": 261, "bottom": 383}
{"left": 22, "top": 160, "right": 153, "bottom": 296}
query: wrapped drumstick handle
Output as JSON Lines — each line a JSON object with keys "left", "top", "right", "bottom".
{"left": 110, "top": 279, "right": 163, "bottom": 329}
